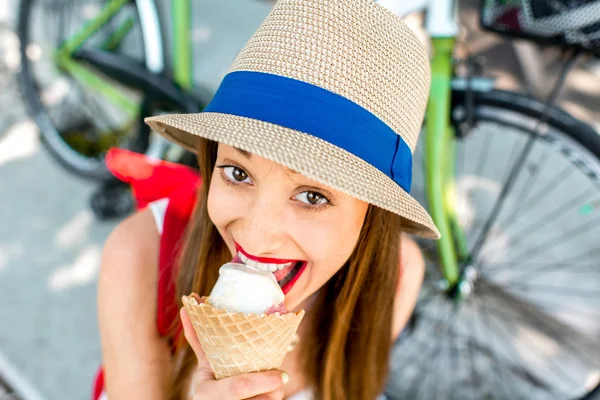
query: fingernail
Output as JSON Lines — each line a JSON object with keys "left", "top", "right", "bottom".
{"left": 281, "top": 371, "right": 290, "bottom": 384}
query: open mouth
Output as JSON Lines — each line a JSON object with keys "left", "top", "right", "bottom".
{"left": 274, "top": 261, "right": 307, "bottom": 294}
{"left": 231, "top": 243, "right": 307, "bottom": 294}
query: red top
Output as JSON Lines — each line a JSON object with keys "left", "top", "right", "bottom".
{"left": 93, "top": 149, "right": 201, "bottom": 399}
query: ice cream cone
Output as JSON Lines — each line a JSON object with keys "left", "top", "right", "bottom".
{"left": 182, "top": 295, "right": 305, "bottom": 379}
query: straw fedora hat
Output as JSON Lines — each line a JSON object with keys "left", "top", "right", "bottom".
{"left": 146, "top": 0, "right": 441, "bottom": 239}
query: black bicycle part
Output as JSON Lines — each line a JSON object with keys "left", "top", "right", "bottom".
{"left": 465, "top": 48, "right": 581, "bottom": 274}
{"left": 480, "top": 0, "right": 600, "bottom": 58}
{"left": 17, "top": 0, "right": 147, "bottom": 180}
{"left": 89, "top": 178, "right": 135, "bottom": 220}
{"left": 387, "top": 86, "right": 600, "bottom": 399}
{"left": 90, "top": 91, "right": 202, "bottom": 220}
{"left": 73, "top": 49, "right": 199, "bottom": 114}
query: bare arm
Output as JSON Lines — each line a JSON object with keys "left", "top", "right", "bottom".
{"left": 97, "top": 209, "right": 172, "bottom": 399}
{"left": 392, "top": 233, "right": 425, "bottom": 341}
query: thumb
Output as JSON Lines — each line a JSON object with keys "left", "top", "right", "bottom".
{"left": 180, "top": 307, "right": 215, "bottom": 380}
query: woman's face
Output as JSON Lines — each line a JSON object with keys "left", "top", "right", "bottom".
{"left": 207, "top": 143, "right": 369, "bottom": 311}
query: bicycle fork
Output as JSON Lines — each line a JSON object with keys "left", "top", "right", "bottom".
{"left": 424, "top": 37, "right": 462, "bottom": 288}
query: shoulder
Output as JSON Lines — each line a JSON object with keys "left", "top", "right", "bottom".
{"left": 98, "top": 208, "right": 173, "bottom": 394}
{"left": 101, "top": 208, "right": 160, "bottom": 290}
{"left": 391, "top": 233, "right": 425, "bottom": 341}
{"left": 98, "top": 208, "right": 161, "bottom": 335}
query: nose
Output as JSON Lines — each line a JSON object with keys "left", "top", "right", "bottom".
{"left": 237, "top": 193, "right": 288, "bottom": 257}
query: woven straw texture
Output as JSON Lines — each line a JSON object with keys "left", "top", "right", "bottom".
{"left": 146, "top": 0, "right": 440, "bottom": 239}
{"left": 182, "top": 295, "right": 305, "bottom": 380}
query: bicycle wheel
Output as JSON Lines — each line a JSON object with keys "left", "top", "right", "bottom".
{"left": 17, "top": 0, "right": 146, "bottom": 180}
{"left": 386, "top": 88, "right": 600, "bottom": 400}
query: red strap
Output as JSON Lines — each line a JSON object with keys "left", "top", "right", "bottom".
{"left": 105, "top": 148, "right": 199, "bottom": 209}
{"left": 106, "top": 147, "right": 200, "bottom": 346}
{"left": 92, "top": 368, "right": 104, "bottom": 400}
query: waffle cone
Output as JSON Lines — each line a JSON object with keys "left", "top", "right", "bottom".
{"left": 182, "top": 295, "right": 305, "bottom": 379}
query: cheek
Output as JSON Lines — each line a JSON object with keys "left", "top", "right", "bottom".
{"left": 297, "top": 212, "right": 365, "bottom": 273}
{"left": 206, "top": 175, "right": 245, "bottom": 229}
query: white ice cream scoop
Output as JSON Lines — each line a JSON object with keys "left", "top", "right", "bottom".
{"left": 207, "top": 262, "right": 285, "bottom": 314}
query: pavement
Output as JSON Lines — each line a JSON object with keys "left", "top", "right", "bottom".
{"left": 0, "top": 2, "right": 270, "bottom": 399}
{"left": 0, "top": 1, "right": 599, "bottom": 400}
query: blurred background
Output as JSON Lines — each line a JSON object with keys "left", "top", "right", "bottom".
{"left": 0, "top": 0, "right": 599, "bottom": 399}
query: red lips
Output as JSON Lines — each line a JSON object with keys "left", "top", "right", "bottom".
{"left": 234, "top": 241, "right": 301, "bottom": 264}
{"left": 233, "top": 241, "right": 307, "bottom": 294}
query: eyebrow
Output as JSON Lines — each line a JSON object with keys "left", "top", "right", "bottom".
{"left": 233, "top": 146, "right": 300, "bottom": 176}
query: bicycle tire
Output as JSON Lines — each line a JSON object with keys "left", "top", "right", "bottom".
{"left": 17, "top": 0, "right": 147, "bottom": 180}
{"left": 386, "top": 88, "right": 600, "bottom": 400}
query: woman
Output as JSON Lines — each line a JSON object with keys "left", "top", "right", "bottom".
{"left": 96, "top": 0, "right": 440, "bottom": 399}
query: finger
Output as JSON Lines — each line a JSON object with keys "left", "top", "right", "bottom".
{"left": 180, "top": 307, "right": 204, "bottom": 356}
{"left": 180, "top": 307, "right": 214, "bottom": 377}
{"left": 209, "top": 370, "right": 286, "bottom": 400}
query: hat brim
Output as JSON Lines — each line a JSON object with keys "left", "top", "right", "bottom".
{"left": 145, "top": 112, "right": 441, "bottom": 239}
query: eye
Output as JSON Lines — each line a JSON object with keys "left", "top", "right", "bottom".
{"left": 295, "top": 191, "right": 329, "bottom": 206}
{"left": 222, "top": 166, "right": 251, "bottom": 184}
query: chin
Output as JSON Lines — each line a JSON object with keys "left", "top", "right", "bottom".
{"left": 284, "top": 276, "right": 317, "bottom": 312}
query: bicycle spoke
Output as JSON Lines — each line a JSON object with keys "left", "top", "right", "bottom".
{"left": 484, "top": 262, "right": 599, "bottom": 274}
{"left": 476, "top": 296, "right": 566, "bottom": 398}
{"left": 477, "top": 298, "right": 591, "bottom": 397}
{"left": 465, "top": 326, "right": 476, "bottom": 400}
{"left": 404, "top": 309, "right": 457, "bottom": 399}
{"left": 482, "top": 187, "right": 594, "bottom": 255}
{"left": 433, "top": 319, "right": 449, "bottom": 400}
{"left": 416, "top": 287, "right": 441, "bottom": 311}
{"left": 494, "top": 214, "right": 600, "bottom": 265}
{"left": 479, "top": 304, "right": 548, "bottom": 399}
{"left": 468, "top": 50, "right": 582, "bottom": 264}
{"left": 493, "top": 163, "right": 572, "bottom": 236}
{"left": 484, "top": 246, "right": 600, "bottom": 283}
{"left": 395, "top": 303, "right": 445, "bottom": 379}
{"left": 481, "top": 294, "right": 586, "bottom": 393}
{"left": 470, "top": 296, "right": 511, "bottom": 398}
{"left": 467, "top": 127, "right": 528, "bottom": 242}
{"left": 507, "top": 283, "right": 600, "bottom": 297}
{"left": 464, "top": 129, "right": 494, "bottom": 240}
{"left": 510, "top": 145, "right": 550, "bottom": 211}
{"left": 450, "top": 317, "right": 460, "bottom": 400}
{"left": 468, "top": 135, "right": 538, "bottom": 264}
{"left": 513, "top": 295, "right": 600, "bottom": 319}
{"left": 481, "top": 282, "right": 600, "bottom": 368}
{"left": 58, "top": 3, "right": 67, "bottom": 46}
{"left": 458, "top": 134, "right": 465, "bottom": 185}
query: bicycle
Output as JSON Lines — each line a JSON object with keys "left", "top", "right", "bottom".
{"left": 17, "top": 0, "right": 271, "bottom": 180}
{"left": 17, "top": 0, "right": 600, "bottom": 399}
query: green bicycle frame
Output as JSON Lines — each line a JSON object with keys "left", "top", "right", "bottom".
{"left": 424, "top": 37, "right": 461, "bottom": 286}
{"left": 55, "top": 0, "right": 138, "bottom": 116}
{"left": 54, "top": 0, "right": 195, "bottom": 116}
{"left": 172, "top": 0, "right": 193, "bottom": 89}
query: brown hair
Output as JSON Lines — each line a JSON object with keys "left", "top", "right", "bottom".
{"left": 167, "top": 138, "right": 402, "bottom": 400}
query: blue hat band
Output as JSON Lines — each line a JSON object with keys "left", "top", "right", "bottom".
{"left": 204, "top": 71, "right": 413, "bottom": 193}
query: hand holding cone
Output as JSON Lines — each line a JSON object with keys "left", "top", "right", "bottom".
{"left": 180, "top": 307, "right": 290, "bottom": 398}
{"left": 182, "top": 294, "right": 304, "bottom": 380}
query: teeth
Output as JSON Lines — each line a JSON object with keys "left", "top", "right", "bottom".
{"left": 237, "top": 252, "right": 294, "bottom": 272}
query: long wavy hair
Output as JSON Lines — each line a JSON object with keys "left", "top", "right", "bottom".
{"left": 167, "top": 137, "right": 402, "bottom": 400}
